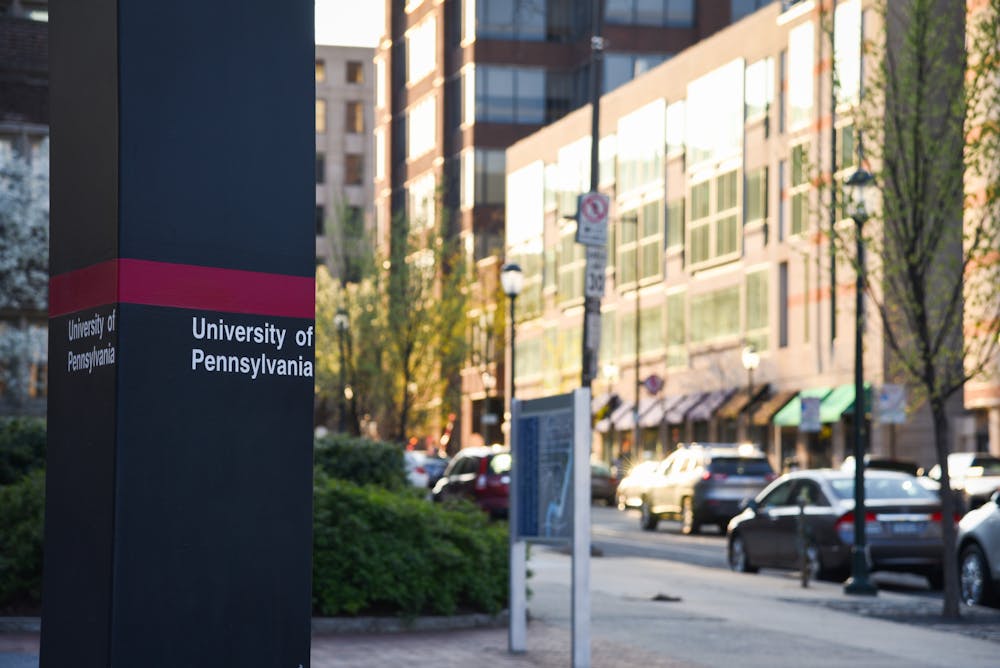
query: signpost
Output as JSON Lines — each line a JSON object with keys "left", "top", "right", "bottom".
{"left": 877, "top": 384, "right": 907, "bottom": 424}
{"left": 510, "top": 389, "right": 591, "bottom": 667}
{"left": 575, "top": 192, "right": 610, "bottom": 246}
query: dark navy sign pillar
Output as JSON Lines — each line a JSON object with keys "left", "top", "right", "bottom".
{"left": 42, "top": 2, "right": 315, "bottom": 665}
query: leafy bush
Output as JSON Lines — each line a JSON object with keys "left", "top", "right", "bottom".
{"left": 314, "top": 433, "right": 408, "bottom": 490}
{"left": 0, "top": 417, "right": 46, "bottom": 485}
{"left": 312, "top": 478, "right": 508, "bottom": 617}
{"left": 0, "top": 469, "right": 45, "bottom": 613}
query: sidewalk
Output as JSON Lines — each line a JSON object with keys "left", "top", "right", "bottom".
{"left": 4, "top": 548, "right": 1000, "bottom": 667}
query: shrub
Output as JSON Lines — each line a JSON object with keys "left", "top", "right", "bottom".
{"left": 0, "top": 469, "right": 45, "bottom": 613}
{"left": 0, "top": 417, "right": 46, "bottom": 486}
{"left": 312, "top": 478, "right": 508, "bottom": 617}
{"left": 313, "top": 433, "right": 408, "bottom": 490}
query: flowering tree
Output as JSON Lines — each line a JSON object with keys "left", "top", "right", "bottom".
{"left": 0, "top": 141, "right": 49, "bottom": 412}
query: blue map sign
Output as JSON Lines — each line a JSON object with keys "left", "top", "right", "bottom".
{"left": 513, "top": 393, "right": 576, "bottom": 542}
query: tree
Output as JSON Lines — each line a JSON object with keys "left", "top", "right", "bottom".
{"left": 315, "top": 211, "right": 469, "bottom": 444}
{"left": 841, "top": 0, "right": 1000, "bottom": 618}
{"left": 0, "top": 141, "right": 49, "bottom": 413}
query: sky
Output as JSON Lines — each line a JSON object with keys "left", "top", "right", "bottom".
{"left": 315, "top": 0, "right": 384, "bottom": 47}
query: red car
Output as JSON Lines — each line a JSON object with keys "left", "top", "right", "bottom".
{"left": 431, "top": 445, "right": 511, "bottom": 518}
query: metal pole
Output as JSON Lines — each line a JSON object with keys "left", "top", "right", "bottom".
{"left": 747, "top": 366, "right": 754, "bottom": 442}
{"left": 845, "top": 215, "right": 876, "bottom": 595}
{"left": 337, "top": 325, "right": 347, "bottom": 433}
{"left": 633, "top": 220, "right": 640, "bottom": 464}
{"left": 509, "top": 296, "right": 517, "bottom": 403}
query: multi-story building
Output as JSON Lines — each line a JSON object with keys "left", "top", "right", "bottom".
{"left": 504, "top": 0, "right": 993, "bottom": 472}
{"left": 314, "top": 44, "right": 375, "bottom": 282}
{"left": 373, "top": 0, "right": 776, "bottom": 449}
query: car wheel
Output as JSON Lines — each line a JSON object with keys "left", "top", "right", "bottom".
{"left": 960, "top": 543, "right": 997, "bottom": 606}
{"left": 640, "top": 498, "right": 659, "bottom": 531}
{"left": 680, "top": 497, "right": 700, "bottom": 535}
{"left": 728, "top": 533, "right": 758, "bottom": 573}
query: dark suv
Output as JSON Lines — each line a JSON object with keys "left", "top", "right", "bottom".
{"left": 640, "top": 443, "right": 776, "bottom": 534}
{"left": 431, "top": 445, "right": 511, "bottom": 518}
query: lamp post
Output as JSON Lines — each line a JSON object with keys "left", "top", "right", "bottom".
{"left": 844, "top": 167, "right": 877, "bottom": 596}
{"left": 333, "top": 308, "right": 349, "bottom": 433}
{"left": 501, "top": 263, "right": 524, "bottom": 439}
{"left": 741, "top": 344, "right": 760, "bottom": 443}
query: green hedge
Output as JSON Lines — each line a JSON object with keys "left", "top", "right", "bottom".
{"left": 0, "top": 469, "right": 45, "bottom": 612}
{"left": 312, "top": 477, "right": 508, "bottom": 617}
{"left": 314, "top": 433, "right": 409, "bottom": 490}
{"left": 0, "top": 417, "right": 46, "bottom": 486}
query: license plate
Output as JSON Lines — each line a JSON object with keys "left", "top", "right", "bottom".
{"left": 890, "top": 521, "right": 924, "bottom": 535}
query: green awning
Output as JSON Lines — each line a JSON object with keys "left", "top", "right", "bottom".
{"left": 819, "top": 382, "right": 871, "bottom": 422}
{"left": 772, "top": 387, "right": 831, "bottom": 427}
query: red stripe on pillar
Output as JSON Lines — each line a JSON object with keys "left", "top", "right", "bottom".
{"left": 49, "top": 259, "right": 315, "bottom": 319}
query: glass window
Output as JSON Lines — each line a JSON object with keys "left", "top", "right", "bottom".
{"left": 688, "top": 169, "right": 741, "bottom": 267}
{"left": 603, "top": 53, "right": 668, "bottom": 93}
{"left": 789, "top": 143, "right": 810, "bottom": 235}
{"left": 558, "top": 227, "right": 586, "bottom": 304}
{"left": 407, "top": 172, "right": 437, "bottom": 230}
{"left": 617, "top": 99, "right": 665, "bottom": 195}
{"left": 605, "top": 0, "right": 695, "bottom": 27}
{"left": 475, "top": 65, "right": 545, "bottom": 124}
{"left": 346, "top": 101, "right": 364, "bottom": 134}
{"left": 745, "top": 166, "right": 767, "bottom": 223}
{"left": 407, "top": 96, "right": 436, "bottom": 158}
{"left": 744, "top": 57, "right": 774, "bottom": 119}
{"left": 760, "top": 480, "right": 797, "bottom": 508}
{"left": 639, "top": 305, "right": 664, "bottom": 355}
{"left": 746, "top": 269, "right": 769, "bottom": 350}
{"left": 345, "top": 154, "right": 363, "bottom": 185}
{"left": 690, "top": 286, "right": 740, "bottom": 343}
{"left": 731, "top": 0, "right": 770, "bottom": 22}
{"left": 666, "top": 291, "right": 686, "bottom": 367}
{"left": 834, "top": 0, "right": 861, "bottom": 105}
{"left": 686, "top": 60, "right": 744, "bottom": 168}
{"left": 406, "top": 16, "right": 436, "bottom": 84}
{"left": 347, "top": 60, "right": 364, "bottom": 84}
{"left": 315, "top": 99, "right": 326, "bottom": 133}
{"left": 787, "top": 21, "right": 814, "bottom": 130}
{"left": 476, "top": 0, "right": 546, "bottom": 40}
{"left": 315, "top": 59, "right": 326, "bottom": 82}
{"left": 316, "top": 152, "right": 325, "bottom": 184}
{"left": 315, "top": 205, "right": 325, "bottom": 235}
{"left": 829, "top": 476, "right": 938, "bottom": 501}
{"left": 666, "top": 198, "right": 684, "bottom": 248}
{"left": 475, "top": 149, "right": 506, "bottom": 205}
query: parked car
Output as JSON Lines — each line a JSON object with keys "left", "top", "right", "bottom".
{"left": 616, "top": 460, "right": 660, "bottom": 510}
{"left": 957, "top": 490, "right": 1000, "bottom": 607}
{"left": 423, "top": 454, "right": 450, "bottom": 489}
{"left": 639, "top": 443, "right": 776, "bottom": 534}
{"left": 841, "top": 455, "right": 921, "bottom": 477}
{"left": 727, "top": 469, "right": 947, "bottom": 587}
{"left": 403, "top": 450, "right": 430, "bottom": 488}
{"left": 591, "top": 462, "right": 619, "bottom": 505}
{"left": 431, "top": 445, "right": 510, "bottom": 518}
{"left": 928, "top": 453, "right": 1000, "bottom": 512}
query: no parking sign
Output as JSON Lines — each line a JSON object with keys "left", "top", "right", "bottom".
{"left": 575, "top": 191, "right": 609, "bottom": 246}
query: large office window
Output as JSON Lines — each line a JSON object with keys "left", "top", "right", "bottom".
{"left": 465, "top": 149, "right": 505, "bottom": 206}
{"left": 558, "top": 226, "right": 586, "bottom": 305}
{"left": 686, "top": 60, "right": 744, "bottom": 169}
{"left": 666, "top": 197, "right": 685, "bottom": 249}
{"left": 603, "top": 53, "right": 669, "bottom": 93}
{"left": 787, "top": 21, "right": 814, "bottom": 131}
{"left": 617, "top": 201, "right": 663, "bottom": 286}
{"left": 473, "top": 65, "right": 545, "bottom": 124}
{"left": 731, "top": 0, "right": 771, "bottom": 23}
{"left": 688, "top": 169, "right": 741, "bottom": 266}
{"left": 346, "top": 60, "right": 364, "bottom": 84}
{"left": 745, "top": 268, "right": 769, "bottom": 350}
{"left": 744, "top": 57, "right": 774, "bottom": 120}
{"left": 407, "top": 172, "right": 437, "bottom": 231}
{"left": 745, "top": 166, "right": 768, "bottom": 224}
{"left": 789, "top": 143, "right": 809, "bottom": 235}
{"left": 345, "top": 154, "right": 363, "bottom": 185}
{"left": 834, "top": 0, "right": 861, "bottom": 105}
{"left": 666, "top": 291, "right": 686, "bottom": 367}
{"left": 316, "top": 152, "right": 325, "bottom": 184}
{"left": 406, "top": 16, "right": 436, "bottom": 84}
{"left": 605, "top": 0, "right": 695, "bottom": 27}
{"left": 617, "top": 100, "right": 665, "bottom": 195}
{"left": 407, "top": 96, "right": 436, "bottom": 159}
{"left": 690, "top": 286, "right": 741, "bottom": 344}
{"left": 471, "top": 0, "right": 546, "bottom": 40}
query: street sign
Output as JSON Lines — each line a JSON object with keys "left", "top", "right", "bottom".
{"left": 877, "top": 384, "right": 907, "bottom": 424}
{"left": 643, "top": 374, "right": 664, "bottom": 395}
{"left": 584, "top": 246, "right": 607, "bottom": 298}
{"left": 575, "top": 191, "right": 609, "bottom": 246}
{"left": 800, "top": 397, "right": 821, "bottom": 432}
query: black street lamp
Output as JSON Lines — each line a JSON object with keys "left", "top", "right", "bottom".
{"left": 333, "top": 307, "right": 350, "bottom": 434}
{"left": 844, "top": 167, "right": 878, "bottom": 596}
{"left": 741, "top": 344, "right": 760, "bottom": 443}
{"left": 501, "top": 263, "right": 524, "bottom": 441}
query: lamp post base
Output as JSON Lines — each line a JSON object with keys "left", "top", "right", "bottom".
{"left": 843, "top": 550, "right": 878, "bottom": 596}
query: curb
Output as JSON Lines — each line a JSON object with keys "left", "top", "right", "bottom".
{"left": 0, "top": 613, "right": 510, "bottom": 636}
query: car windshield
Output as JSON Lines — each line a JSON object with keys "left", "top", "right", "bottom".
{"left": 829, "top": 475, "right": 937, "bottom": 501}
{"left": 969, "top": 457, "right": 1000, "bottom": 476}
{"left": 709, "top": 457, "right": 773, "bottom": 475}
{"left": 489, "top": 453, "right": 512, "bottom": 474}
